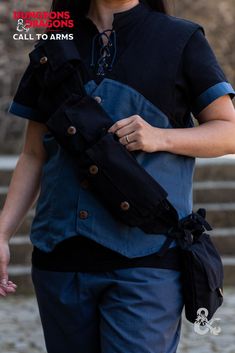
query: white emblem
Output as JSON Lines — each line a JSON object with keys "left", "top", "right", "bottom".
{"left": 16, "top": 19, "right": 30, "bottom": 32}
{"left": 194, "top": 308, "right": 221, "bottom": 336}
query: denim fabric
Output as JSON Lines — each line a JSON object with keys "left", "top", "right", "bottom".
{"left": 31, "top": 265, "right": 184, "bottom": 353}
{"left": 29, "top": 78, "right": 195, "bottom": 256}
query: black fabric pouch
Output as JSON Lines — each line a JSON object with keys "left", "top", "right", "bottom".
{"left": 28, "top": 37, "right": 87, "bottom": 120}
{"left": 175, "top": 210, "right": 224, "bottom": 323}
{"left": 46, "top": 93, "right": 179, "bottom": 233}
{"left": 46, "top": 93, "right": 114, "bottom": 154}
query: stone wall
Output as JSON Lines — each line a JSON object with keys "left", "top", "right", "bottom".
{"left": 173, "top": 0, "right": 235, "bottom": 83}
{"left": 0, "top": 0, "right": 234, "bottom": 153}
{"left": 0, "top": 0, "right": 49, "bottom": 154}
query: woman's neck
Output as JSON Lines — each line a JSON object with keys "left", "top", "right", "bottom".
{"left": 87, "top": 0, "right": 140, "bottom": 32}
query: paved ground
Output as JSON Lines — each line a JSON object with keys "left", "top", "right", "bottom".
{"left": 0, "top": 288, "right": 234, "bottom": 353}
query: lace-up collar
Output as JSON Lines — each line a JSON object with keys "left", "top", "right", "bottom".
{"left": 77, "top": 1, "right": 151, "bottom": 79}
{"left": 90, "top": 28, "right": 117, "bottom": 76}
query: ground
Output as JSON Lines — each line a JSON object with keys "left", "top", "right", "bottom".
{"left": 0, "top": 288, "right": 234, "bottom": 353}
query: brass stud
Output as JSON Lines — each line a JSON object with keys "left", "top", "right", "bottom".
{"left": 40, "top": 56, "right": 48, "bottom": 64}
{"left": 93, "top": 96, "right": 102, "bottom": 104}
{"left": 67, "top": 126, "right": 77, "bottom": 135}
{"left": 120, "top": 201, "right": 130, "bottom": 211}
{"left": 79, "top": 210, "right": 89, "bottom": 219}
{"left": 89, "top": 165, "right": 99, "bottom": 175}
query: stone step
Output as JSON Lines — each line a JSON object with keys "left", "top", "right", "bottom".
{"left": 0, "top": 171, "right": 13, "bottom": 186}
{"left": 220, "top": 256, "right": 235, "bottom": 286}
{"left": 194, "top": 203, "right": 235, "bottom": 228}
{"left": 194, "top": 155, "right": 235, "bottom": 181}
{"left": 211, "top": 228, "right": 235, "bottom": 255}
{"left": 193, "top": 181, "right": 235, "bottom": 203}
{"left": 0, "top": 155, "right": 17, "bottom": 185}
{"left": 0, "top": 186, "right": 9, "bottom": 208}
{"left": 9, "top": 235, "right": 33, "bottom": 265}
{"left": 7, "top": 255, "right": 235, "bottom": 295}
{"left": 8, "top": 265, "right": 34, "bottom": 295}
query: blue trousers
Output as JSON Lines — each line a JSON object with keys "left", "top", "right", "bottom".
{"left": 31, "top": 266, "right": 184, "bottom": 353}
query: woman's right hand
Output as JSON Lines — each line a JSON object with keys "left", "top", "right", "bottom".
{"left": 0, "top": 121, "right": 48, "bottom": 297}
{"left": 0, "top": 239, "right": 17, "bottom": 296}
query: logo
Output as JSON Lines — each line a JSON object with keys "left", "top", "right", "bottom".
{"left": 12, "top": 11, "right": 74, "bottom": 41}
{"left": 194, "top": 308, "right": 221, "bottom": 336}
{"left": 16, "top": 18, "right": 30, "bottom": 32}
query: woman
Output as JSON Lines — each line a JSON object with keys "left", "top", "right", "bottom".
{"left": 1, "top": 0, "right": 235, "bottom": 352}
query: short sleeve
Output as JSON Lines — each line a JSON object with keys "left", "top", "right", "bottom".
{"left": 8, "top": 60, "right": 44, "bottom": 123}
{"left": 183, "top": 27, "right": 235, "bottom": 117}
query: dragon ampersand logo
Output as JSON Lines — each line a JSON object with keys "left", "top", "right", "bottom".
{"left": 13, "top": 11, "right": 74, "bottom": 41}
{"left": 194, "top": 308, "right": 221, "bottom": 336}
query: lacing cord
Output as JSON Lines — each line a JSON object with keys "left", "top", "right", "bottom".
{"left": 166, "top": 208, "right": 213, "bottom": 245}
{"left": 90, "top": 29, "right": 117, "bottom": 76}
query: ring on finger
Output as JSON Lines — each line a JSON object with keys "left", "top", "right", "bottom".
{"left": 125, "top": 135, "right": 130, "bottom": 144}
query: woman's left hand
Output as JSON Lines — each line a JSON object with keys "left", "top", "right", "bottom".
{"left": 107, "top": 115, "right": 164, "bottom": 153}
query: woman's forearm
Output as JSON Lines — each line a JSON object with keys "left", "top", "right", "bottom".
{"left": 108, "top": 96, "right": 235, "bottom": 156}
{"left": 0, "top": 152, "right": 44, "bottom": 242}
{"left": 160, "top": 120, "right": 235, "bottom": 158}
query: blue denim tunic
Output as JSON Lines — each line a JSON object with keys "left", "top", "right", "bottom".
{"left": 28, "top": 78, "right": 193, "bottom": 255}
{"left": 27, "top": 75, "right": 233, "bottom": 256}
